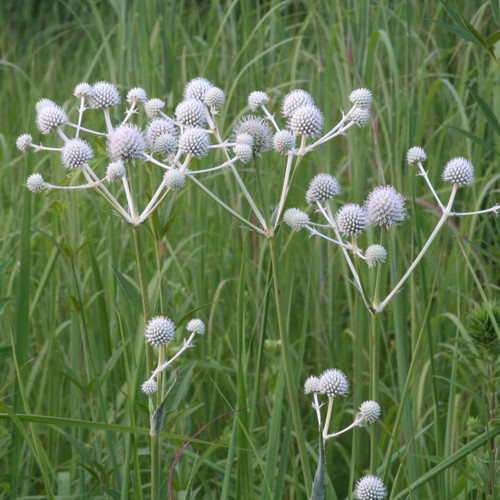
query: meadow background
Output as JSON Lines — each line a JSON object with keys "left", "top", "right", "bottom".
{"left": 1, "top": 0, "right": 499, "bottom": 498}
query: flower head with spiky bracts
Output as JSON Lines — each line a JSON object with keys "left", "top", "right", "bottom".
{"left": 306, "top": 173, "right": 341, "bottom": 204}
{"left": 36, "top": 105, "right": 68, "bottom": 134}
{"left": 318, "top": 368, "right": 349, "bottom": 397}
{"left": 178, "top": 128, "right": 210, "bottom": 158}
{"left": 406, "top": 146, "right": 427, "bottom": 165}
{"left": 26, "top": 173, "right": 45, "bottom": 194}
{"left": 289, "top": 105, "right": 324, "bottom": 137}
{"left": 442, "top": 157, "right": 475, "bottom": 186}
{"left": 304, "top": 376, "right": 321, "bottom": 394}
{"left": 234, "top": 143, "right": 253, "bottom": 164}
{"left": 186, "top": 318, "right": 206, "bottom": 335}
{"left": 175, "top": 99, "right": 207, "bottom": 128}
{"left": 16, "top": 134, "right": 32, "bottom": 153}
{"left": 127, "top": 87, "right": 147, "bottom": 106}
{"left": 141, "top": 379, "right": 158, "bottom": 395}
{"left": 273, "top": 130, "right": 295, "bottom": 154}
{"left": 145, "top": 316, "right": 176, "bottom": 346}
{"left": 283, "top": 208, "right": 309, "bottom": 232}
{"left": 145, "top": 98, "right": 165, "bottom": 119}
{"left": 349, "top": 88, "right": 372, "bottom": 109}
{"left": 282, "top": 89, "right": 314, "bottom": 117}
{"left": 164, "top": 169, "right": 186, "bottom": 190}
{"left": 36, "top": 98, "right": 57, "bottom": 113}
{"left": 88, "top": 81, "right": 120, "bottom": 109}
{"left": 232, "top": 115, "right": 272, "bottom": 155}
{"left": 61, "top": 138, "right": 93, "bottom": 170}
{"left": 354, "top": 475, "right": 387, "bottom": 500}
{"left": 365, "top": 185, "right": 406, "bottom": 228}
{"left": 365, "top": 244, "right": 387, "bottom": 268}
{"left": 106, "top": 161, "right": 126, "bottom": 182}
{"left": 154, "top": 134, "right": 178, "bottom": 157}
{"left": 336, "top": 203, "right": 368, "bottom": 237}
{"left": 146, "top": 118, "right": 178, "bottom": 149}
{"left": 248, "top": 91, "right": 270, "bottom": 112}
{"left": 350, "top": 107, "right": 371, "bottom": 128}
{"left": 74, "top": 82, "right": 93, "bottom": 99}
{"left": 204, "top": 87, "right": 225, "bottom": 109}
{"left": 107, "top": 124, "right": 146, "bottom": 162}
{"left": 184, "top": 77, "right": 213, "bottom": 101}
{"left": 356, "top": 400, "right": 381, "bottom": 424}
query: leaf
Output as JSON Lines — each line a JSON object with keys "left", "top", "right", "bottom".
{"left": 111, "top": 265, "right": 143, "bottom": 313}
{"left": 467, "top": 84, "right": 500, "bottom": 136}
{"left": 460, "top": 15, "right": 487, "bottom": 47}
{"left": 444, "top": 125, "right": 500, "bottom": 156}
{"left": 310, "top": 434, "right": 326, "bottom": 500}
{"left": 431, "top": 20, "right": 479, "bottom": 44}
{"left": 486, "top": 31, "right": 500, "bottom": 49}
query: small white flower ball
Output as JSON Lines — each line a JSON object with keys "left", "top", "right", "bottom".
{"left": 305, "top": 173, "right": 341, "bottom": 204}
{"left": 336, "top": 203, "right": 368, "bottom": 237}
{"left": 235, "top": 133, "right": 254, "bottom": 147}
{"left": 141, "top": 379, "right": 158, "bottom": 395}
{"left": 357, "top": 400, "right": 381, "bottom": 424}
{"left": 146, "top": 118, "right": 178, "bottom": 148}
{"left": 36, "top": 105, "right": 68, "bottom": 134}
{"left": 204, "top": 87, "right": 225, "bottom": 109}
{"left": 184, "top": 77, "right": 213, "bottom": 101}
{"left": 273, "top": 130, "right": 295, "bottom": 154}
{"left": 175, "top": 99, "right": 207, "bottom": 128}
{"left": 354, "top": 475, "right": 387, "bottom": 500}
{"left": 365, "top": 185, "right": 406, "bottom": 228}
{"left": 74, "top": 82, "right": 93, "bottom": 99}
{"left": 127, "top": 87, "right": 147, "bottom": 105}
{"left": 289, "top": 105, "right": 324, "bottom": 137}
{"left": 88, "top": 81, "right": 120, "bottom": 108}
{"left": 106, "top": 161, "right": 126, "bottom": 182}
{"left": 283, "top": 208, "right": 309, "bottom": 232}
{"left": 107, "top": 124, "right": 146, "bottom": 162}
{"left": 26, "top": 173, "right": 45, "bottom": 193}
{"left": 145, "top": 98, "right": 165, "bottom": 119}
{"left": 61, "top": 138, "right": 93, "bottom": 170}
{"left": 442, "top": 157, "right": 475, "bottom": 186}
{"left": 144, "top": 315, "right": 176, "bottom": 346}
{"left": 233, "top": 143, "right": 253, "bottom": 164}
{"left": 304, "top": 375, "right": 320, "bottom": 394}
{"left": 233, "top": 115, "right": 272, "bottom": 154}
{"left": 282, "top": 89, "right": 314, "bottom": 117}
{"left": 406, "top": 146, "right": 427, "bottom": 165}
{"left": 164, "top": 169, "right": 186, "bottom": 190}
{"left": 178, "top": 128, "right": 210, "bottom": 158}
{"left": 349, "top": 107, "right": 371, "bottom": 128}
{"left": 318, "top": 368, "right": 349, "bottom": 397}
{"left": 248, "top": 91, "right": 270, "bottom": 111}
{"left": 365, "top": 244, "right": 387, "bottom": 268}
{"left": 154, "top": 133, "right": 178, "bottom": 157}
{"left": 16, "top": 134, "right": 32, "bottom": 153}
{"left": 186, "top": 318, "right": 206, "bottom": 335}
{"left": 348, "top": 88, "right": 372, "bottom": 109}
{"left": 35, "top": 98, "right": 57, "bottom": 113}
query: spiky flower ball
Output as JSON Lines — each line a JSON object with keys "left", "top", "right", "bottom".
{"left": 235, "top": 132, "right": 254, "bottom": 147}
{"left": 88, "top": 81, "right": 120, "bottom": 108}
{"left": 232, "top": 115, "right": 272, "bottom": 154}
{"left": 304, "top": 376, "right": 320, "bottom": 394}
{"left": 248, "top": 91, "right": 270, "bottom": 111}
{"left": 164, "top": 169, "right": 186, "bottom": 190}
{"left": 146, "top": 118, "right": 178, "bottom": 148}
{"left": 108, "top": 124, "right": 146, "bottom": 162}
{"left": 127, "top": 87, "right": 147, "bottom": 105}
{"left": 61, "top": 138, "right": 93, "bottom": 169}
{"left": 357, "top": 400, "right": 381, "bottom": 424}
{"left": 354, "top": 475, "right": 387, "bottom": 500}
{"left": 365, "top": 244, "right": 387, "bottom": 268}
{"left": 35, "top": 98, "right": 57, "bottom": 113}
{"left": 145, "top": 98, "right": 165, "bottom": 119}
{"left": 283, "top": 208, "right": 309, "bottom": 232}
{"left": 154, "top": 133, "right": 178, "bottom": 157}
{"left": 289, "top": 105, "right": 324, "bottom": 137}
{"left": 273, "top": 130, "right": 295, "bottom": 154}
{"left": 336, "top": 203, "right": 368, "bottom": 237}
{"left": 233, "top": 143, "right": 253, "bottom": 163}
{"left": 178, "top": 128, "right": 210, "bottom": 158}
{"left": 36, "top": 105, "right": 68, "bottom": 134}
{"left": 365, "top": 185, "right": 406, "bottom": 228}
{"left": 186, "top": 318, "right": 206, "bottom": 335}
{"left": 349, "top": 88, "right": 372, "bottom": 109}
{"left": 204, "top": 87, "right": 225, "bottom": 109}
{"left": 442, "top": 157, "right": 475, "bottom": 186}
{"left": 282, "top": 89, "right": 314, "bottom": 117}
{"left": 175, "top": 99, "right": 207, "bottom": 128}
{"left": 349, "top": 107, "right": 371, "bottom": 128}
{"left": 406, "top": 146, "right": 427, "bottom": 165}
{"left": 305, "top": 173, "right": 341, "bottom": 204}
{"left": 141, "top": 379, "right": 158, "bottom": 395}
{"left": 26, "top": 173, "right": 45, "bottom": 193}
{"left": 106, "top": 161, "right": 126, "bottom": 182}
{"left": 16, "top": 134, "right": 32, "bottom": 153}
{"left": 184, "top": 77, "right": 213, "bottom": 101}
{"left": 144, "top": 315, "right": 176, "bottom": 346}
{"left": 74, "top": 82, "right": 93, "bottom": 99}
{"left": 318, "top": 368, "right": 349, "bottom": 397}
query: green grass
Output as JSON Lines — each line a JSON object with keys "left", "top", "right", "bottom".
{"left": 1, "top": 0, "right": 499, "bottom": 498}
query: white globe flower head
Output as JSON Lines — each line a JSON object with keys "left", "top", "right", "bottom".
{"left": 232, "top": 115, "right": 272, "bottom": 155}
{"left": 365, "top": 185, "right": 406, "bottom": 229}
{"left": 16, "top": 134, "right": 32, "bottom": 153}
{"left": 106, "top": 161, "right": 126, "bottom": 182}
{"left": 406, "top": 146, "right": 427, "bottom": 165}
{"left": 146, "top": 118, "right": 178, "bottom": 148}
{"left": 178, "top": 128, "right": 210, "bottom": 158}
{"left": 107, "top": 124, "right": 146, "bottom": 162}
{"left": 36, "top": 105, "right": 68, "bottom": 135}
{"left": 283, "top": 208, "right": 309, "bottom": 232}
{"left": 127, "top": 87, "right": 147, "bottom": 105}
{"left": 318, "top": 368, "right": 349, "bottom": 397}
{"left": 145, "top": 315, "right": 176, "bottom": 346}
{"left": 164, "top": 169, "right": 186, "bottom": 190}
{"left": 336, "top": 203, "right": 368, "bottom": 237}
{"left": 248, "top": 91, "right": 270, "bottom": 111}
{"left": 175, "top": 99, "right": 207, "bottom": 128}
{"left": 282, "top": 89, "right": 314, "bottom": 117}
{"left": 349, "top": 107, "right": 371, "bottom": 128}
{"left": 304, "top": 375, "right": 320, "bottom": 394}
{"left": 348, "top": 88, "right": 372, "bottom": 109}
{"left": 186, "top": 318, "right": 206, "bottom": 335}
{"left": 354, "top": 475, "right": 387, "bottom": 500}
{"left": 35, "top": 98, "right": 57, "bottom": 113}
{"left": 26, "top": 173, "right": 45, "bottom": 194}
{"left": 61, "top": 138, "right": 94, "bottom": 170}
{"left": 365, "top": 244, "right": 387, "bottom": 268}
{"left": 88, "top": 81, "right": 121, "bottom": 108}
{"left": 442, "top": 157, "right": 475, "bottom": 186}
{"left": 235, "top": 133, "right": 254, "bottom": 147}
{"left": 74, "top": 82, "right": 93, "bottom": 99}
{"left": 233, "top": 143, "right": 253, "bottom": 164}
{"left": 204, "top": 87, "right": 225, "bottom": 109}
{"left": 154, "top": 133, "right": 178, "bottom": 157}
{"left": 357, "top": 400, "right": 381, "bottom": 424}
{"left": 145, "top": 98, "right": 165, "bottom": 119}
{"left": 289, "top": 104, "right": 324, "bottom": 137}
{"left": 305, "top": 173, "right": 341, "bottom": 204}
{"left": 141, "top": 379, "right": 158, "bottom": 395}
{"left": 273, "top": 130, "right": 295, "bottom": 154}
{"left": 184, "top": 77, "right": 213, "bottom": 101}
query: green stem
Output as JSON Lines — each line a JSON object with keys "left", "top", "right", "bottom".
{"left": 370, "top": 313, "right": 379, "bottom": 472}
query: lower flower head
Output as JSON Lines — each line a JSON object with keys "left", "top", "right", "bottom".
{"left": 357, "top": 400, "right": 381, "bottom": 424}
{"left": 365, "top": 244, "right": 387, "bottom": 268}
{"left": 232, "top": 115, "right": 272, "bottom": 155}
{"left": 283, "top": 208, "right": 309, "bottom": 232}
{"left": 273, "top": 130, "right": 295, "bottom": 154}
{"left": 108, "top": 124, "right": 146, "bottom": 162}
{"left": 145, "top": 98, "right": 165, "bottom": 119}
{"left": 186, "top": 318, "right": 206, "bottom": 335}
{"left": 178, "top": 128, "right": 210, "bottom": 158}
{"left": 36, "top": 105, "right": 68, "bottom": 134}
{"left": 26, "top": 173, "right": 45, "bottom": 193}
{"left": 204, "top": 87, "right": 225, "bottom": 109}
{"left": 106, "top": 161, "right": 126, "bottom": 182}
{"left": 127, "top": 87, "right": 147, "bottom": 105}
{"left": 336, "top": 203, "right": 368, "bottom": 237}
{"left": 141, "top": 379, "right": 158, "bottom": 395}
{"left": 304, "top": 376, "right": 320, "bottom": 394}
{"left": 164, "top": 169, "right": 186, "bottom": 190}
{"left": 145, "top": 316, "right": 176, "bottom": 346}
{"left": 289, "top": 104, "right": 324, "bottom": 137}
{"left": 355, "top": 475, "right": 387, "bottom": 500}
{"left": 16, "top": 134, "right": 32, "bottom": 153}
{"left": 61, "top": 138, "right": 93, "bottom": 169}
{"left": 306, "top": 173, "right": 341, "bottom": 204}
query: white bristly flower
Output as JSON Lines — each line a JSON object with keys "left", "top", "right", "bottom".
{"left": 336, "top": 203, "right": 368, "bottom": 237}
{"left": 282, "top": 89, "right": 314, "bottom": 117}
{"left": 106, "top": 161, "right": 126, "bottom": 182}
{"left": 283, "top": 208, "right": 309, "bottom": 232}
{"left": 348, "top": 88, "right": 372, "bottom": 109}
{"left": 354, "top": 475, "right": 387, "bottom": 500}
{"left": 442, "top": 157, "right": 475, "bottom": 186}
{"left": 186, "top": 318, "right": 206, "bottom": 335}
{"left": 304, "top": 375, "right": 320, "bottom": 394}
{"left": 406, "top": 146, "right": 427, "bottom": 165}
{"left": 184, "top": 77, "right": 213, "bottom": 101}
{"left": 26, "top": 173, "right": 45, "bottom": 193}
{"left": 144, "top": 315, "right": 176, "bottom": 346}
{"left": 356, "top": 400, "right": 381, "bottom": 424}
{"left": 146, "top": 118, "right": 178, "bottom": 148}
{"left": 233, "top": 143, "right": 253, "bottom": 163}
{"left": 141, "top": 379, "right": 158, "bottom": 395}
{"left": 178, "top": 128, "right": 210, "bottom": 158}
{"left": 16, "top": 134, "right": 32, "bottom": 153}
{"left": 318, "top": 368, "right": 349, "bottom": 397}
{"left": 35, "top": 98, "right": 57, "bottom": 113}
{"left": 232, "top": 115, "right": 272, "bottom": 154}
{"left": 235, "top": 133, "right": 254, "bottom": 147}
{"left": 107, "top": 124, "right": 146, "bottom": 161}
{"left": 36, "top": 105, "right": 68, "bottom": 134}
{"left": 61, "top": 138, "right": 93, "bottom": 169}
{"left": 145, "top": 98, "right": 165, "bottom": 119}
{"left": 273, "top": 130, "right": 295, "bottom": 154}
{"left": 88, "top": 81, "right": 120, "bottom": 108}
{"left": 248, "top": 91, "right": 270, "bottom": 111}
{"left": 175, "top": 99, "right": 207, "bottom": 128}
{"left": 154, "top": 133, "right": 178, "bottom": 156}
{"left": 74, "top": 82, "right": 93, "bottom": 99}
{"left": 365, "top": 244, "right": 387, "bottom": 268}
{"left": 163, "top": 169, "right": 186, "bottom": 190}
{"left": 127, "top": 87, "right": 147, "bottom": 105}
{"left": 349, "top": 107, "right": 371, "bottom": 128}
{"left": 289, "top": 104, "right": 324, "bottom": 137}
{"left": 305, "top": 173, "right": 341, "bottom": 204}
{"left": 204, "top": 87, "right": 225, "bottom": 109}
{"left": 365, "top": 185, "right": 406, "bottom": 228}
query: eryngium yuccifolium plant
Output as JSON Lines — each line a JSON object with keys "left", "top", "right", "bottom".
{"left": 273, "top": 130, "right": 295, "bottom": 154}
{"left": 305, "top": 173, "right": 341, "bottom": 204}
{"left": 88, "top": 81, "right": 121, "bottom": 108}
{"left": 336, "top": 203, "right": 368, "bottom": 237}
{"left": 184, "top": 77, "right": 213, "bottom": 101}
{"left": 144, "top": 316, "right": 176, "bottom": 346}
{"left": 364, "top": 185, "right": 406, "bottom": 228}
{"left": 232, "top": 115, "right": 273, "bottom": 155}
{"left": 356, "top": 400, "right": 382, "bottom": 424}
{"left": 175, "top": 99, "right": 207, "bottom": 128}
{"left": 186, "top": 318, "right": 206, "bottom": 335}
{"left": 36, "top": 104, "right": 68, "bottom": 134}
{"left": 365, "top": 244, "right": 388, "bottom": 268}
{"left": 145, "top": 98, "right": 165, "bottom": 119}
{"left": 348, "top": 88, "right": 372, "bottom": 109}
{"left": 442, "top": 156, "right": 475, "bottom": 186}
{"left": 108, "top": 124, "right": 146, "bottom": 161}
{"left": 318, "top": 368, "right": 349, "bottom": 397}
{"left": 16, "top": 133, "right": 32, "bottom": 153}
{"left": 248, "top": 90, "right": 270, "bottom": 111}
{"left": 354, "top": 475, "right": 388, "bottom": 500}
{"left": 281, "top": 89, "right": 314, "bottom": 117}
{"left": 61, "top": 138, "right": 93, "bottom": 169}
{"left": 178, "top": 128, "right": 210, "bottom": 158}
{"left": 349, "top": 107, "right": 371, "bottom": 128}
{"left": 26, "top": 173, "right": 45, "bottom": 193}
{"left": 406, "top": 146, "right": 427, "bottom": 165}
{"left": 283, "top": 208, "right": 309, "bottom": 232}
{"left": 106, "top": 161, "right": 126, "bottom": 182}
{"left": 204, "top": 87, "right": 225, "bottom": 109}
{"left": 289, "top": 104, "right": 324, "bottom": 137}
{"left": 141, "top": 379, "right": 158, "bottom": 395}
{"left": 304, "top": 376, "right": 321, "bottom": 394}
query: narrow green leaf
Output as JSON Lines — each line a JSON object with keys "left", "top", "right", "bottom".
{"left": 430, "top": 20, "right": 479, "bottom": 44}
{"left": 310, "top": 435, "right": 326, "bottom": 500}
{"left": 491, "top": 0, "right": 500, "bottom": 24}
{"left": 444, "top": 125, "right": 500, "bottom": 156}
{"left": 111, "top": 265, "right": 143, "bottom": 313}
{"left": 467, "top": 84, "right": 500, "bottom": 136}
{"left": 460, "top": 15, "right": 487, "bottom": 47}
{"left": 486, "top": 31, "right": 500, "bottom": 48}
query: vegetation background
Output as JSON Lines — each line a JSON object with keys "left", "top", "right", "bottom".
{"left": 1, "top": 0, "right": 499, "bottom": 498}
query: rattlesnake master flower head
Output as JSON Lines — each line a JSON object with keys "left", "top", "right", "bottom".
{"left": 304, "top": 376, "right": 320, "bottom": 394}
{"left": 163, "top": 169, "right": 186, "bottom": 190}
{"left": 442, "top": 157, "right": 475, "bottom": 186}
{"left": 108, "top": 124, "right": 146, "bottom": 161}
{"left": 406, "top": 146, "right": 427, "bottom": 165}
{"left": 248, "top": 91, "right": 270, "bottom": 111}
{"left": 354, "top": 475, "right": 387, "bottom": 500}
{"left": 289, "top": 105, "right": 324, "bottom": 137}
{"left": 233, "top": 115, "right": 272, "bottom": 155}
{"left": 178, "top": 128, "right": 210, "bottom": 158}
{"left": 305, "top": 173, "right": 341, "bottom": 204}
{"left": 318, "top": 368, "right": 349, "bottom": 397}
{"left": 233, "top": 143, "right": 253, "bottom": 163}
{"left": 186, "top": 318, "right": 206, "bottom": 335}
{"left": 26, "top": 173, "right": 45, "bottom": 193}
{"left": 184, "top": 77, "right": 213, "bottom": 101}
{"left": 36, "top": 98, "right": 57, "bottom": 113}
{"left": 365, "top": 185, "right": 406, "bottom": 228}
{"left": 16, "top": 134, "right": 32, "bottom": 153}
{"left": 349, "top": 88, "right": 372, "bottom": 109}
{"left": 127, "top": 87, "right": 147, "bottom": 105}
{"left": 145, "top": 98, "right": 165, "bottom": 119}
{"left": 145, "top": 316, "right": 176, "bottom": 346}
{"left": 282, "top": 89, "right": 314, "bottom": 117}
{"left": 357, "top": 400, "right": 381, "bottom": 424}
{"left": 273, "top": 130, "right": 295, "bottom": 154}
{"left": 36, "top": 105, "right": 68, "bottom": 134}
{"left": 235, "top": 133, "right": 254, "bottom": 147}
{"left": 204, "top": 87, "right": 225, "bottom": 109}
{"left": 283, "top": 208, "right": 309, "bottom": 232}
{"left": 146, "top": 118, "right": 178, "bottom": 148}
{"left": 336, "top": 203, "right": 368, "bottom": 237}
{"left": 88, "top": 81, "right": 120, "bottom": 108}
{"left": 61, "top": 138, "right": 94, "bottom": 169}
{"left": 175, "top": 99, "right": 207, "bottom": 128}
{"left": 141, "top": 379, "right": 158, "bottom": 395}
{"left": 365, "top": 244, "right": 387, "bottom": 268}
{"left": 106, "top": 161, "right": 126, "bottom": 182}
{"left": 154, "top": 133, "right": 178, "bottom": 157}
{"left": 349, "top": 107, "right": 371, "bottom": 128}
{"left": 74, "top": 82, "right": 93, "bottom": 99}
